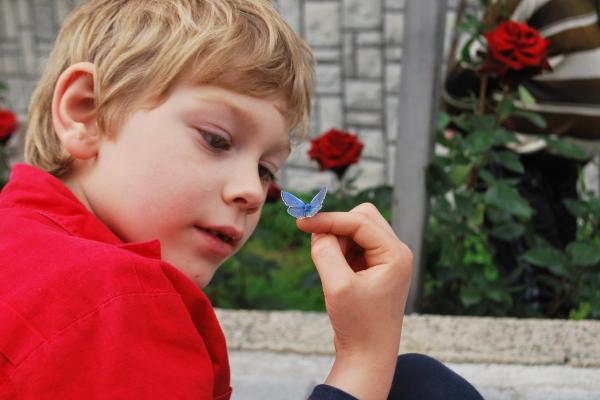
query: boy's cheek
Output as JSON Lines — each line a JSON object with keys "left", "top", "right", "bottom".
{"left": 238, "top": 213, "right": 263, "bottom": 248}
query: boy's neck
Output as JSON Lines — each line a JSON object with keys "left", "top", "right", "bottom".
{"left": 60, "top": 173, "right": 94, "bottom": 213}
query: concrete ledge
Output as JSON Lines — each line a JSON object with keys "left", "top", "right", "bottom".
{"left": 216, "top": 309, "right": 600, "bottom": 367}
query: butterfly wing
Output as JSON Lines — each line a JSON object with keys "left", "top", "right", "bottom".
{"left": 286, "top": 206, "right": 308, "bottom": 219}
{"left": 281, "top": 191, "right": 306, "bottom": 208}
{"left": 281, "top": 190, "right": 308, "bottom": 219}
{"left": 305, "top": 186, "right": 327, "bottom": 218}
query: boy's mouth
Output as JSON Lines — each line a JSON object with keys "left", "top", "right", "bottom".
{"left": 196, "top": 225, "right": 242, "bottom": 246}
{"left": 204, "top": 229, "right": 233, "bottom": 244}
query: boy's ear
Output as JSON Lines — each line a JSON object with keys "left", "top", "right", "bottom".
{"left": 52, "top": 62, "right": 100, "bottom": 160}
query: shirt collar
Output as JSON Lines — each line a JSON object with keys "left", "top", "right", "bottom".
{"left": 1, "top": 164, "right": 162, "bottom": 259}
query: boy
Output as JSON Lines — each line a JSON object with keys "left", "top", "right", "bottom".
{"left": 0, "top": 1, "right": 482, "bottom": 399}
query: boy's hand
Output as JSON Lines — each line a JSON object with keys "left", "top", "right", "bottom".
{"left": 297, "top": 203, "right": 412, "bottom": 400}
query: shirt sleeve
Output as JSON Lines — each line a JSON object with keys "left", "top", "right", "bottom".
{"left": 308, "top": 384, "right": 359, "bottom": 400}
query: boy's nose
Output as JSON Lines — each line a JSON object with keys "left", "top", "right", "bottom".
{"left": 222, "top": 171, "right": 264, "bottom": 214}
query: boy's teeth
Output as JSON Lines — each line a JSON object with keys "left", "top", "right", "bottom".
{"left": 206, "top": 229, "right": 231, "bottom": 243}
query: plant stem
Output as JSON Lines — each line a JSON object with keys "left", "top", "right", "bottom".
{"left": 466, "top": 167, "right": 478, "bottom": 191}
{"left": 479, "top": 74, "right": 489, "bottom": 116}
{"left": 548, "top": 277, "right": 567, "bottom": 317}
{"left": 494, "top": 85, "right": 510, "bottom": 128}
{"left": 338, "top": 177, "right": 346, "bottom": 199}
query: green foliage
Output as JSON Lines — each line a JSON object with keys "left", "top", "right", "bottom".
{"left": 545, "top": 137, "right": 588, "bottom": 161}
{"left": 426, "top": 6, "right": 600, "bottom": 318}
{"left": 424, "top": 106, "right": 600, "bottom": 319}
{"left": 205, "top": 186, "right": 393, "bottom": 310}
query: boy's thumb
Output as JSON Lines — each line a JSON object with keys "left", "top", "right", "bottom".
{"left": 310, "top": 233, "right": 351, "bottom": 289}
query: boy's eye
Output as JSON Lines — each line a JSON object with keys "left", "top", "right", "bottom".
{"left": 200, "top": 130, "right": 231, "bottom": 150}
{"left": 259, "top": 165, "right": 275, "bottom": 183}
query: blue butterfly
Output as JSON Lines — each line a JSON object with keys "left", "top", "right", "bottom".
{"left": 281, "top": 186, "right": 328, "bottom": 219}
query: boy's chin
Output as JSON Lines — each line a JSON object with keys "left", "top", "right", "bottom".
{"left": 161, "top": 248, "right": 225, "bottom": 288}
{"left": 168, "top": 258, "right": 220, "bottom": 289}
{"left": 188, "top": 268, "right": 217, "bottom": 289}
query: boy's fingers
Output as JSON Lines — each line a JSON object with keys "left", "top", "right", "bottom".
{"left": 298, "top": 211, "right": 395, "bottom": 253}
{"left": 346, "top": 204, "right": 413, "bottom": 268}
{"left": 310, "top": 233, "right": 352, "bottom": 288}
{"left": 349, "top": 203, "right": 395, "bottom": 237}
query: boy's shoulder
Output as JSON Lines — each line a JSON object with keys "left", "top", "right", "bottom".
{"left": 0, "top": 200, "right": 179, "bottom": 334}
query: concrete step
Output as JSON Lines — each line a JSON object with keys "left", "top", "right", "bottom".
{"left": 229, "top": 350, "right": 600, "bottom": 400}
{"left": 216, "top": 309, "right": 600, "bottom": 367}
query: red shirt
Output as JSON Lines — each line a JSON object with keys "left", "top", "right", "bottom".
{"left": 0, "top": 164, "right": 232, "bottom": 399}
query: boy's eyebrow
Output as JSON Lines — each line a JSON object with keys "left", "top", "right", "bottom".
{"left": 196, "top": 95, "right": 291, "bottom": 155}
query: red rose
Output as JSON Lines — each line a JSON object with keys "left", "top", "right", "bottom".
{"left": 308, "top": 128, "right": 363, "bottom": 179}
{"left": 0, "top": 109, "right": 18, "bottom": 143}
{"left": 266, "top": 181, "right": 281, "bottom": 203}
{"left": 482, "top": 20, "right": 551, "bottom": 77}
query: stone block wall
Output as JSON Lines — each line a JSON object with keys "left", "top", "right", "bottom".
{"left": 0, "top": 0, "right": 463, "bottom": 191}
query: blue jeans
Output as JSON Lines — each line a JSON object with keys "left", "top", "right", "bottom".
{"left": 309, "top": 353, "right": 484, "bottom": 400}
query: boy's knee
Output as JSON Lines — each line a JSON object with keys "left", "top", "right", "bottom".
{"left": 388, "top": 353, "right": 484, "bottom": 400}
{"left": 395, "top": 353, "right": 453, "bottom": 375}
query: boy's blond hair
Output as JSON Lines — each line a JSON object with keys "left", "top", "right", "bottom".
{"left": 25, "top": 0, "right": 315, "bottom": 177}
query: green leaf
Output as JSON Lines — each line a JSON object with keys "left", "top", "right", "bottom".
{"left": 492, "top": 128, "right": 518, "bottom": 146}
{"left": 518, "top": 85, "right": 536, "bottom": 107}
{"left": 460, "top": 36, "right": 479, "bottom": 65}
{"left": 463, "top": 234, "right": 494, "bottom": 266}
{"left": 449, "top": 164, "right": 472, "bottom": 186}
{"left": 484, "top": 183, "right": 534, "bottom": 219}
{"left": 478, "top": 169, "right": 496, "bottom": 185}
{"left": 485, "top": 288, "right": 503, "bottom": 302}
{"left": 563, "top": 199, "right": 589, "bottom": 219}
{"left": 484, "top": 263, "right": 499, "bottom": 281}
{"left": 589, "top": 197, "right": 600, "bottom": 218}
{"left": 468, "top": 202, "right": 486, "bottom": 228}
{"left": 437, "top": 112, "right": 451, "bottom": 131}
{"left": 432, "top": 200, "right": 457, "bottom": 224}
{"left": 495, "top": 151, "right": 524, "bottom": 174}
{"left": 490, "top": 222, "right": 526, "bottom": 241}
{"left": 455, "top": 192, "right": 479, "bottom": 219}
{"left": 460, "top": 286, "right": 482, "bottom": 308}
{"left": 487, "top": 209, "right": 512, "bottom": 224}
{"left": 465, "top": 130, "right": 496, "bottom": 154}
{"left": 545, "top": 137, "right": 587, "bottom": 161}
{"left": 426, "top": 164, "right": 453, "bottom": 196}
{"left": 522, "top": 246, "right": 568, "bottom": 276}
{"left": 458, "top": 14, "right": 486, "bottom": 36}
{"left": 513, "top": 110, "right": 547, "bottom": 129}
{"left": 452, "top": 113, "right": 470, "bottom": 132}
{"left": 473, "top": 114, "right": 497, "bottom": 131}
{"left": 497, "top": 99, "right": 514, "bottom": 122}
{"left": 439, "top": 238, "right": 462, "bottom": 267}
{"left": 566, "top": 240, "right": 600, "bottom": 267}
{"left": 569, "top": 302, "right": 591, "bottom": 320}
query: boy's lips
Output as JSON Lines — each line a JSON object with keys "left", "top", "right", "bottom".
{"left": 204, "top": 225, "right": 242, "bottom": 243}
{"left": 194, "top": 228, "right": 235, "bottom": 257}
{"left": 194, "top": 224, "right": 243, "bottom": 254}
